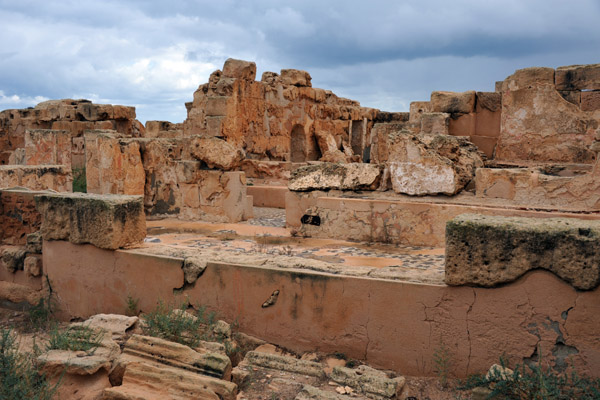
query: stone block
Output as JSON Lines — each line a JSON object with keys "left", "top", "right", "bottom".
{"left": 386, "top": 131, "right": 483, "bottom": 195}
{"left": 448, "top": 112, "right": 475, "bottom": 136}
{"left": 280, "top": 69, "right": 312, "bottom": 87}
{"left": 469, "top": 135, "right": 497, "bottom": 158}
{"left": 206, "top": 116, "right": 224, "bottom": 137}
{"left": 35, "top": 192, "right": 146, "bottom": 250}
{"left": 330, "top": 365, "right": 404, "bottom": 398}
{"left": 24, "top": 129, "right": 71, "bottom": 168}
{"left": 555, "top": 64, "right": 600, "bottom": 91}
{"left": 445, "top": 214, "right": 600, "bottom": 290}
{"left": 24, "top": 254, "right": 42, "bottom": 277}
{"left": 501, "top": 67, "right": 555, "bottom": 91}
{"left": 190, "top": 136, "right": 244, "bottom": 170}
{"left": 0, "top": 165, "right": 72, "bottom": 192}
{"left": 1, "top": 246, "right": 26, "bottom": 272}
{"left": 431, "top": 91, "right": 476, "bottom": 114}
{"left": 420, "top": 113, "right": 449, "bottom": 135}
{"left": 205, "top": 97, "right": 229, "bottom": 117}
{"left": 26, "top": 231, "right": 43, "bottom": 254}
{"left": 85, "top": 132, "right": 145, "bottom": 195}
{"left": 222, "top": 58, "right": 256, "bottom": 81}
{"left": 289, "top": 163, "right": 383, "bottom": 191}
{"left": 581, "top": 90, "right": 600, "bottom": 111}
{"left": 476, "top": 92, "right": 501, "bottom": 112}
{"left": 559, "top": 90, "right": 581, "bottom": 106}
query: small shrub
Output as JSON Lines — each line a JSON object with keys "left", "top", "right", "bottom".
{"left": 126, "top": 295, "right": 140, "bottom": 316}
{"left": 72, "top": 167, "right": 87, "bottom": 193}
{"left": 46, "top": 325, "right": 103, "bottom": 353}
{"left": 142, "top": 301, "right": 205, "bottom": 348}
{"left": 26, "top": 297, "right": 56, "bottom": 332}
{"left": 459, "top": 356, "right": 600, "bottom": 399}
{"left": 433, "top": 341, "right": 452, "bottom": 388}
{"left": 0, "top": 329, "right": 58, "bottom": 400}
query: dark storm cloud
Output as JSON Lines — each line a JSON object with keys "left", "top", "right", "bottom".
{"left": 0, "top": 0, "right": 599, "bottom": 122}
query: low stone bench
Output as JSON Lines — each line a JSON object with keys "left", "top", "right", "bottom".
{"left": 445, "top": 214, "right": 600, "bottom": 290}
{"left": 35, "top": 193, "right": 146, "bottom": 250}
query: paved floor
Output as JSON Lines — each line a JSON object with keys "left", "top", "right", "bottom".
{"left": 145, "top": 207, "right": 446, "bottom": 285}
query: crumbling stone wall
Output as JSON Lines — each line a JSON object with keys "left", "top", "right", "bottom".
{"left": 496, "top": 65, "right": 600, "bottom": 163}
{"left": 183, "top": 59, "right": 378, "bottom": 163}
{"left": 0, "top": 99, "right": 144, "bottom": 166}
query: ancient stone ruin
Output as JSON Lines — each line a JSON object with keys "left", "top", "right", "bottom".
{"left": 1, "top": 59, "right": 599, "bottom": 398}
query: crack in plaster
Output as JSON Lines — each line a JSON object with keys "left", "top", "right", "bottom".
{"left": 364, "top": 291, "right": 371, "bottom": 361}
{"left": 465, "top": 288, "right": 476, "bottom": 375}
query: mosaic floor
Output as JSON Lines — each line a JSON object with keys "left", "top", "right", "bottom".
{"left": 146, "top": 207, "right": 446, "bottom": 284}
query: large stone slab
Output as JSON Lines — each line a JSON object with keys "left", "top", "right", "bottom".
{"left": 555, "top": 64, "right": 600, "bottom": 91}
{"left": 289, "top": 163, "right": 383, "bottom": 191}
{"left": 445, "top": 214, "right": 600, "bottom": 290}
{"left": 190, "top": 136, "right": 245, "bottom": 170}
{"left": 387, "top": 131, "right": 483, "bottom": 195}
{"left": 430, "top": 91, "right": 476, "bottom": 114}
{"left": 35, "top": 192, "right": 146, "bottom": 250}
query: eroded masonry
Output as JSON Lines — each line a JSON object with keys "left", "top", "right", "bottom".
{"left": 1, "top": 59, "right": 599, "bottom": 394}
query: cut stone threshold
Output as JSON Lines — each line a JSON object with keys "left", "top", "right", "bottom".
{"left": 43, "top": 240, "right": 600, "bottom": 379}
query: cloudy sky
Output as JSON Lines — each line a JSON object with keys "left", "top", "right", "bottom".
{"left": 1, "top": 0, "right": 599, "bottom": 123}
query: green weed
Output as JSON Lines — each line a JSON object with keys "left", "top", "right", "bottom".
{"left": 433, "top": 341, "right": 452, "bottom": 388}
{"left": 459, "top": 355, "right": 600, "bottom": 399}
{"left": 0, "top": 329, "right": 59, "bottom": 400}
{"left": 72, "top": 167, "right": 87, "bottom": 193}
{"left": 46, "top": 325, "right": 103, "bottom": 353}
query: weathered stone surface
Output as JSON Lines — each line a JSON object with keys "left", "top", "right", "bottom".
{"left": 0, "top": 280, "right": 42, "bottom": 305}
{"left": 0, "top": 165, "right": 72, "bottom": 192}
{"left": 24, "top": 129, "right": 71, "bottom": 167}
{"left": 281, "top": 69, "right": 312, "bottom": 87}
{"left": 289, "top": 163, "right": 383, "bottom": 191}
{"left": 476, "top": 92, "right": 502, "bottom": 112}
{"left": 85, "top": 131, "right": 145, "bottom": 195}
{"left": 295, "top": 385, "right": 348, "bottom": 400}
{"left": 244, "top": 350, "right": 325, "bottom": 377}
{"left": 501, "top": 67, "right": 555, "bottom": 91}
{"left": 123, "top": 334, "right": 232, "bottom": 379}
{"left": 1, "top": 246, "right": 26, "bottom": 272}
{"left": 35, "top": 192, "right": 146, "bottom": 250}
{"left": 190, "top": 136, "right": 245, "bottom": 170}
{"left": 408, "top": 101, "right": 433, "bottom": 123}
{"left": 555, "top": 64, "right": 600, "bottom": 91}
{"left": 222, "top": 58, "right": 256, "bottom": 81}
{"left": 76, "top": 314, "right": 139, "bottom": 338}
{"left": 431, "top": 91, "right": 476, "bottom": 114}
{"left": 26, "top": 231, "right": 43, "bottom": 253}
{"left": 386, "top": 132, "right": 483, "bottom": 195}
{"left": 445, "top": 214, "right": 600, "bottom": 290}
{"left": 106, "top": 334, "right": 236, "bottom": 400}
{"left": 330, "top": 365, "right": 405, "bottom": 399}
{"left": 104, "top": 361, "right": 235, "bottom": 400}
{"left": 0, "top": 189, "right": 43, "bottom": 246}
{"left": 420, "top": 112, "right": 449, "bottom": 134}
{"left": 23, "top": 254, "right": 42, "bottom": 277}
{"left": 581, "top": 90, "right": 600, "bottom": 111}
{"left": 496, "top": 83, "right": 597, "bottom": 163}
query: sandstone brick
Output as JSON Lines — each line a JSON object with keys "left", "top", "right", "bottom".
{"left": 289, "top": 163, "right": 383, "bottom": 191}
{"left": 35, "top": 192, "right": 146, "bottom": 250}
{"left": 24, "top": 129, "right": 71, "bottom": 168}
{"left": 581, "top": 90, "right": 600, "bottom": 111}
{"left": 205, "top": 97, "right": 229, "bottom": 117}
{"left": 559, "top": 90, "right": 581, "bottom": 106}
{"left": 431, "top": 91, "right": 476, "bottom": 114}
{"left": 469, "top": 136, "right": 497, "bottom": 158}
{"left": 501, "top": 67, "right": 555, "bottom": 91}
{"left": 24, "top": 254, "right": 42, "bottom": 277}
{"left": 445, "top": 214, "right": 600, "bottom": 290}
{"left": 0, "top": 165, "right": 72, "bottom": 192}
{"left": 222, "top": 58, "right": 256, "bottom": 81}
{"left": 448, "top": 113, "right": 475, "bottom": 136}
{"left": 1, "top": 246, "right": 26, "bottom": 272}
{"left": 475, "top": 92, "right": 501, "bottom": 112}
{"left": 190, "top": 136, "right": 244, "bottom": 170}
{"left": 420, "top": 113, "right": 449, "bottom": 135}
{"left": 280, "top": 69, "right": 312, "bottom": 87}
{"left": 555, "top": 64, "right": 600, "bottom": 91}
